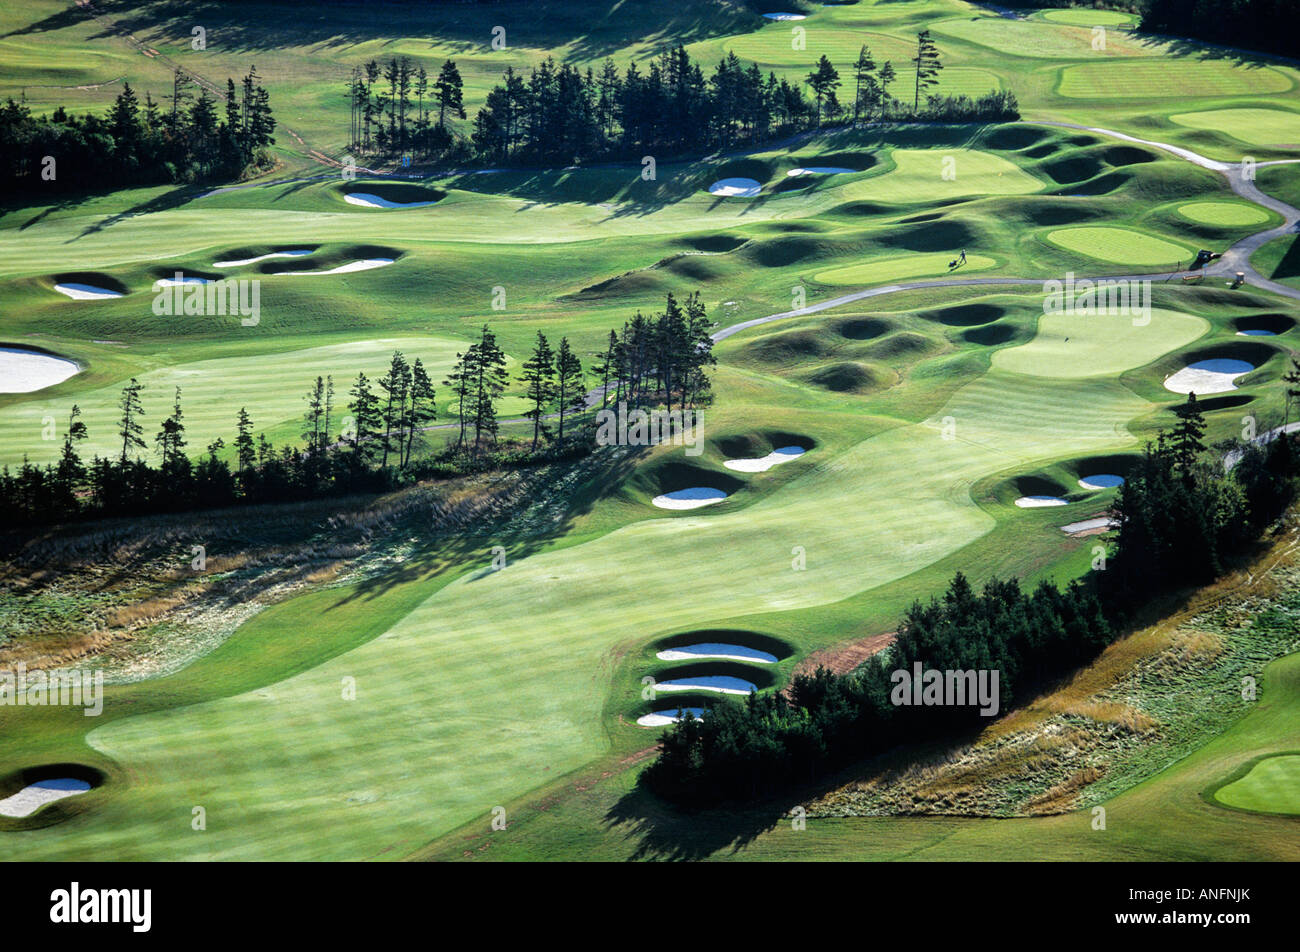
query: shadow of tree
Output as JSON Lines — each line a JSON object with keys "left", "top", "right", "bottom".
{"left": 70, "top": 184, "right": 206, "bottom": 241}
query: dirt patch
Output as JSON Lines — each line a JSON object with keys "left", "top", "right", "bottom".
{"left": 793, "top": 631, "right": 896, "bottom": 680}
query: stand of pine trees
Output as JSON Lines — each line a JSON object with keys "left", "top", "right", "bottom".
{"left": 351, "top": 38, "right": 1017, "bottom": 167}
{"left": 645, "top": 389, "right": 1300, "bottom": 806}
{"left": 1, "top": 67, "right": 275, "bottom": 195}
{"left": 0, "top": 293, "right": 715, "bottom": 528}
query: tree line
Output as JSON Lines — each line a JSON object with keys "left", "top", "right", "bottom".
{"left": 645, "top": 387, "right": 1300, "bottom": 805}
{"left": 0, "top": 292, "right": 715, "bottom": 527}
{"left": 0, "top": 67, "right": 275, "bottom": 195}
{"left": 350, "top": 34, "right": 1017, "bottom": 167}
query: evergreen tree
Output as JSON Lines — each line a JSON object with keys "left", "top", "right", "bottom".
{"left": 911, "top": 30, "right": 942, "bottom": 114}
{"left": 235, "top": 407, "right": 256, "bottom": 472}
{"left": 1171, "top": 392, "right": 1207, "bottom": 476}
{"left": 117, "top": 378, "right": 146, "bottom": 463}
{"left": 435, "top": 60, "right": 466, "bottom": 130}
{"left": 554, "top": 337, "right": 584, "bottom": 441}
{"left": 520, "top": 331, "right": 557, "bottom": 450}
{"left": 804, "top": 55, "right": 841, "bottom": 127}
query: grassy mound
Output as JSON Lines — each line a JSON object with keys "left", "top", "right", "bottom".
{"left": 1213, "top": 754, "right": 1300, "bottom": 816}
{"left": 1043, "top": 226, "right": 1192, "bottom": 266}
{"left": 805, "top": 360, "right": 894, "bottom": 394}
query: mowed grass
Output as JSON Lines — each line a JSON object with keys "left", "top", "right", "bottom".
{"left": 1177, "top": 201, "right": 1270, "bottom": 227}
{"left": 0, "top": 336, "right": 495, "bottom": 466}
{"left": 1058, "top": 61, "right": 1294, "bottom": 99}
{"left": 930, "top": 15, "right": 1150, "bottom": 59}
{"left": 13, "top": 341, "right": 1157, "bottom": 859}
{"left": 813, "top": 252, "right": 997, "bottom": 285}
{"left": 1170, "top": 108, "right": 1300, "bottom": 147}
{"left": 1044, "top": 226, "right": 1193, "bottom": 266}
{"left": 845, "top": 148, "right": 1042, "bottom": 203}
{"left": 1214, "top": 754, "right": 1300, "bottom": 815}
{"left": 993, "top": 308, "right": 1208, "bottom": 379}
{"left": 1041, "top": 9, "right": 1135, "bottom": 27}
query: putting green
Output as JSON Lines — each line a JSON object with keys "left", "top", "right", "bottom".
{"left": 1176, "top": 201, "right": 1270, "bottom": 227}
{"left": 1044, "top": 226, "right": 1192, "bottom": 266}
{"left": 1170, "top": 108, "right": 1300, "bottom": 147}
{"left": 846, "top": 149, "right": 1042, "bottom": 204}
{"left": 993, "top": 307, "right": 1208, "bottom": 378}
{"left": 931, "top": 16, "right": 1147, "bottom": 59}
{"left": 814, "top": 253, "right": 996, "bottom": 286}
{"left": 0, "top": 336, "right": 512, "bottom": 466}
{"left": 1214, "top": 754, "right": 1300, "bottom": 815}
{"left": 1059, "top": 61, "right": 1294, "bottom": 99}
{"left": 1042, "top": 9, "right": 1133, "bottom": 27}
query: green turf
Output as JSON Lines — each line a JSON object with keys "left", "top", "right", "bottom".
{"left": 1041, "top": 9, "right": 1135, "bottom": 27}
{"left": 1176, "top": 201, "right": 1270, "bottom": 226}
{"left": 1059, "top": 62, "right": 1294, "bottom": 100}
{"left": 993, "top": 307, "right": 1208, "bottom": 379}
{"left": 1213, "top": 754, "right": 1300, "bottom": 815}
{"left": 1170, "top": 108, "right": 1300, "bottom": 147}
{"left": 1044, "top": 226, "right": 1193, "bottom": 266}
{"left": 813, "top": 252, "right": 996, "bottom": 285}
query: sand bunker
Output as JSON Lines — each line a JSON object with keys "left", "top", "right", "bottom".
{"left": 1164, "top": 359, "right": 1254, "bottom": 395}
{"left": 273, "top": 258, "right": 395, "bottom": 276}
{"left": 708, "top": 178, "right": 762, "bottom": 197}
{"left": 657, "top": 643, "right": 778, "bottom": 664}
{"left": 154, "top": 276, "right": 212, "bottom": 287}
{"left": 637, "top": 707, "right": 706, "bottom": 727}
{"left": 762, "top": 12, "right": 807, "bottom": 19}
{"left": 787, "top": 167, "right": 856, "bottom": 176}
{"left": 0, "top": 347, "right": 80, "bottom": 393}
{"left": 0, "top": 778, "right": 91, "bottom": 818}
{"left": 213, "top": 250, "right": 313, "bottom": 267}
{"left": 656, "top": 675, "right": 756, "bottom": 695}
{"left": 53, "top": 283, "right": 124, "bottom": 300}
{"left": 652, "top": 487, "right": 729, "bottom": 509}
{"left": 723, "top": 445, "right": 805, "bottom": 472}
{"left": 1078, "top": 474, "right": 1124, "bottom": 490}
{"left": 1015, "top": 495, "right": 1068, "bottom": 508}
{"left": 1237, "top": 329, "right": 1276, "bottom": 336}
{"left": 1061, "top": 516, "right": 1118, "bottom": 534}
{"left": 344, "top": 192, "right": 437, "bottom": 209}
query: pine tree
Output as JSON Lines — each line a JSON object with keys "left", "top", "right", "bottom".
{"left": 435, "top": 60, "right": 467, "bottom": 130}
{"left": 1171, "top": 392, "right": 1207, "bottom": 477}
{"left": 235, "top": 407, "right": 256, "bottom": 472}
{"left": 852, "top": 45, "right": 877, "bottom": 124}
{"left": 443, "top": 350, "right": 475, "bottom": 453}
{"left": 520, "top": 331, "right": 557, "bottom": 450}
{"left": 804, "top": 55, "right": 841, "bottom": 127}
{"left": 117, "top": 378, "right": 146, "bottom": 463}
{"left": 348, "top": 371, "right": 383, "bottom": 460}
{"left": 911, "top": 30, "right": 942, "bottom": 114}
{"left": 555, "top": 337, "right": 584, "bottom": 442}
{"left": 377, "top": 352, "right": 411, "bottom": 467}
{"left": 470, "top": 325, "right": 509, "bottom": 450}
{"left": 404, "top": 359, "right": 436, "bottom": 466}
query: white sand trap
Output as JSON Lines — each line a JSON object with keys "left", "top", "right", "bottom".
{"left": 1061, "top": 516, "right": 1118, "bottom": 534}
{"left": 1237, "top": 329, "right": 1276, "bottom": 336}
{"left": 708, "top": 178, "right": 762, "bottom": 198}
{"left": 0, "top": 347, "right": 81, "bottom": 393}
{"left": 0, "top": 778, "right": 91, "bottom": 818}
{"left": 273, "top": 258, "right": 395, "bottom": 276}
{"left": 1078, "top": 474, "right": 1125, "bottom": 490}
{"left": 724, "top": 445, "right": 805, "bottom": 472}
{"left": 1015, "top": 495, "right": 1068, "bottom": 508}
{"left": 1164, "top": 359, "right": 1254, "bottom": 394}
{"left": 637, "top": 707, "right": 706, "bottom": 727}
{"left": 652, "top": 487, "right": 729, "bottom": 509}
{"left": 656, "top": 676, "right": 756, "bottom": 695}
{"left": 657, "top": 643, "right": 778, "bottom": 664}
{"left": 53, "top": 283, "right": 123, "bottom": 300}
{"left": 762, "top": 12, "right": 807, "bottom": 19}
{"left": 213, "top": 250, "right": 313, "bottom": 267}
{"left": 787, "top": 167, "right": 856, "bottom": 177}
{"left": 154, "top": 275, "right": 212, "bottom": 287}
{"left": 344, "top": 192, "right": 437, "bottom": 209}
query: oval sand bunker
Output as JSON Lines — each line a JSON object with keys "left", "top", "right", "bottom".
{"left": 53, "top": 283, "right": 123, "bottom": 301}
{"left": 787, "top": 167, "right": 855, "bottom": 176}
{"left": 273, "top": 258, "right": 395, "bottom": 276}
{"left": 0, "top": 347, "right": 80, "bottom": 393}
{"left": 1016, "top": 495, "right": 1068, "bottom": 508}
{"left": 344, "top": 192, "right": 438, "bottom": 209}
{"left": 656, "top": 675, "right": 756, "bottom": 695}
{"left": 637, "top": 707, "right": 706, "bottom": 727}
{"left": 652, "top": 487, "right": 728, "bottom": 509}
{"left": 1164, "top": 359, "right": 1254, "bottom": 394}
{"left": 724, "top": 445, "right": 805, "bottom": 472}
{"left": 762, "top": 12, "right": 807, "bottom": 19}
{"left": 213, "top": 250, "right": 313, "bottom": 267}
{"left": 1078, "top": 474, "right": 1124, "bottom": 490}
{"left": 1237, "top": 329, "right": 1276, "bottom": 336}
{"left": 0, "top": 778, "right": 90, "bottom": 818}
{"left": 708, "top": 178, "right": 762, "bottom": 198}
{"left": 154, "top": 275, "right": 213, "bottom": 287}
{"left": 657, "top": 643, "right": 778, "bottom": 664}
